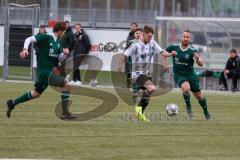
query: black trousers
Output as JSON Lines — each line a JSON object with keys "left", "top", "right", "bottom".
{"left": 219, "top": 71, "right": 240, "bottom": 89}
{"left": 73, "top": 54, "right": 86, "bottom": 81}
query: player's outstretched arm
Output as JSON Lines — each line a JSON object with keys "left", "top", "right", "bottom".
{"left": 162, "top": 54, "right": 169, "bottom": 73}
{"left": 20, "top": 36, "right": 37, "bottom": 59}
{"left": 162, "top": 50, "right": 177, "bottom": 57}
{"left": 194, "top": 52, "right": 204, "bottom": 67}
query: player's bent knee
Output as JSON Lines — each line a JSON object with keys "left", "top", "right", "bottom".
{"left": 148, "top": 85, "right": 156, "bottom": 93}
{"left": 182, "top": 86, "right": 190, "bottom": 93}
{"left": 193, "top": 92, "right": 202, "bottom": 100}
{"left": 64, "top": 83, "right": 71, "bottom": 91}
{"left": 31, "top": 90, "right": 41, "bottom": 98}
{"left": 181, "top": 82, "right": 190, "bottom": 91}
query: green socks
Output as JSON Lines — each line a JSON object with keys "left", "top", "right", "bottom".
{"left": 12, "top": 90, "right": 70, "bottom": 115}
{"left": 61, "top": 90, "right": 70, "bottom": 114}
{"left": 13, "top": 92, "right": 33, "bottom": 107}
{"left": 183, "top": 92, "right": 191, "bottom": 109}
{"left": 199, "top": 97, "right": 208, "bottom": 113}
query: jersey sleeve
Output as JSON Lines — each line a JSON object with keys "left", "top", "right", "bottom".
{"left": 34, "top": 34, "right": 50, "bottom": 43}
{"left": 125, "top": 39, "right": 134, "bottom": 49}
{"left": 124, "top": 42, "right": 137, "bottom": 57}
{"left": 153, "top": 41, "right": 163, "bottom": 55}
{"left": 165, "top": 44, "right": 175, "bottom": 53}
{"left": 23, "top": 36, "right": 36, "bottom": 49}
{"left": 190, "top": 46, "right": 200, "bottom": 57}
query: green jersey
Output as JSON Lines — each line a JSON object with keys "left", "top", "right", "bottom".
{"left": 165, "top": 44, "right": 198, "bottom": 75}
{"left": 34, "top": 33, "right": 62, "bottom": 70}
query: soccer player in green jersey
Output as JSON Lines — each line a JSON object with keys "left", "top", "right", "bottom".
{"left": 6, "top": 22, "right": 75, "bottom": 120}
{"left": 162, "top": 30, "right": 211, "bottom": 120}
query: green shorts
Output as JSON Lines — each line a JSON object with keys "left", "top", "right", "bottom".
{"left": 34, "top": 69, "right": 66, "bottom": 94}
{"left": 174, "top": 73, "right": 201, "bottom": 92}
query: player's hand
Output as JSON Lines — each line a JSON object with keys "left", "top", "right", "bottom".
{"left": 170, "top": 51, "right": 177, "bottom": 57}
{"left": 63, "top": 48, "right": 69, "bottom": 55}
{"left": 20, "top": 49, "right": 29, "bottom": 59}
{"left": 52, "top": 67, "right": 60, "bottom": 75}
{"left": 224, "top": 70, "right": 229, "bottom": 75}
{"left": 163, "top": 64, "right": 169, "bottom": 73}
{"left": 194, "top": 53, "right": 200, "bottom": 61}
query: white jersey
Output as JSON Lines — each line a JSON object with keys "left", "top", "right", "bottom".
{"left": 124, "top": 39, "right": 163, "bottom": 79}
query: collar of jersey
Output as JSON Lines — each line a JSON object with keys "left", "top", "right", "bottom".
{"left": 140, "top": 39, "right": 149, "bottom": 46}
{"left": 180, "top": 43, "right": 190, "bottom": 52}
{"left": 50, "top": 33, "right": 58, "bottom": 42}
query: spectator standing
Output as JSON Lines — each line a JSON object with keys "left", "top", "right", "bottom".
{"left": 61, "top": 21, "right": 74, "bottom": 52}
{"left": 70, "top": 23, "right": 91, "bottom": 86}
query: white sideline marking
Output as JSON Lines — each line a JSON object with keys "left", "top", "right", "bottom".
{"left": 0, "top": 159, "right": 56, "bottom": 160}
{"left": 1, "top": 79, "right": 240, "bottom": 95}
{"left": 0, "top": 80, "right": 33, "bottom": 84}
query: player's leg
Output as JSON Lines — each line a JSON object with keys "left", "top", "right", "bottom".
{"left": 190, "top": 75, "right": 211, "bottom": 120}
{"left": 49, "top": 72, "right": 75, "bottom": 120}
{"left": 131, "top": 81, "right": 140, "bottom": 103}
{"left": 6, "top": 69, "right": 49, "bottom": 118}
{"left": 135, "top": 75, "right": 155, "bottom": 121}
{"left": 6, "top": 84, "right": 45, "bottom": 118}
{"left": 192, "top": 91, "right": 211, "bottom": 120}
{"left": 174, "top": 75, "right": 192, "bottom": 118}
{"left": 60, "top": 82, "right": 75, "bottom": 120}
{"left": 180, "top": 81, "right": 193, "bottom": 118}
{"left": 141, "top": 79, "right": 156, "bottom": 113}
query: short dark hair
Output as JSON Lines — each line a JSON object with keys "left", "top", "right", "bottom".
{"left": 53, "top": 21, "right": 66, "bottom": 32}
{"left": 39, "top": 25, "right": 45, "bottom": 29}
{"left": 230, "top": 49, "right": 237, "bottom": 53}
{"left": 74, "top": 23, "right": 82, "bottom": 27}
{"left": 131, "top": 22, "right": 138, "bottom": 26}
{"left": 38, "top": 26, "right": 46, "bottom": 33}
{"left": 183, "top": 29, "right": 192, "bottom": 34}
{"left": 143, "top": 25, "right": 154, "bottom": 34}
{"left": 134, "top": 28, "right": 142, "bottom": 33}
{"left": 64, "top": 20, "right": 70, "bottom": 24}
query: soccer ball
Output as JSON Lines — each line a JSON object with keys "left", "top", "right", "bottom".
{"left": 166, "top": 103, "right": 179, "bottom": 116}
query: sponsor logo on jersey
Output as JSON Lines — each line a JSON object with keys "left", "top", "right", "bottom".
{"left": 49, "top": 48, "right": 58, "bottom": 57}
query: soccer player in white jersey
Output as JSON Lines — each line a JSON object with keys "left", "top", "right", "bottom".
{"left": 118, "top": 25, "right": 175, "bottom": 121}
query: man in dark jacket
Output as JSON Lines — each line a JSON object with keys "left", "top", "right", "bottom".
{"left": 125, "top": 22, "right": 138, "bottom": 88}
{"left": 59, "top": 21, "right": 74, "bottom": 77}
{"left": 219, "top": 49, "right": 240, "bottom": 92}
{"left": 126, "top": 22, "right": 138, "bottom": 45}
{"left": 61, "top": 21, "right": 74, "bottom": 52}
{"left": 70, "top": 23, "right": 91, "bottom": 86}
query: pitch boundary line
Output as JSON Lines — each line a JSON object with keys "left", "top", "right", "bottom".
{"left": 1, "top": 79, "right": 240, "bottom": 95}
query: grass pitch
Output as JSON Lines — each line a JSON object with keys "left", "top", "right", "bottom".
{"left": 0, "top": 82, "right": 240, "bottom": 160}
